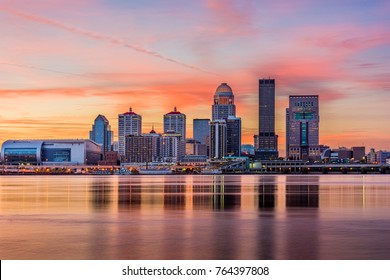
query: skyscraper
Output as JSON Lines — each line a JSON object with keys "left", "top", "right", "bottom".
{"left": 89, "top": 114, "right": 113, "bottom": 157}
{"left": 212, "top": 83, "right": 236, "bottom": 120}
{"left": 255, "top": 78, "right": 278, "bottom": 159}
{"left": 211, "top": 83, "right": 241, "bottom": 157}
{"left": 226, "top": 116, "right": 241, "bottom": 156}
{"left": 118, "top": 107, "right": 142, "bottom": 157}
{"left": 209, "top": 120, "right": 227, "bottom": 159}
{"left": 164, "top": 107, "right": 186, "bottom": 140}
{"left": 193, "top": 118, "right": 210, "bottom": 145}
{"left": 286, "top": 95, "right": 320, "bottom": 160}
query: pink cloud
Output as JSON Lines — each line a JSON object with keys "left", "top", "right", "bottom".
{"left": 0, "top": 6, "right": 212, "bottom": 74}
{"left": 191, "top": 0, "right": 261, "bottom": 51}
{"left": 301, "top": 24, "right": 390, "bottom": 52}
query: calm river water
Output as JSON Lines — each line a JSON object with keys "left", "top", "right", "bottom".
{"left": 1, "top": 174, "right": 390, "bottom": 260}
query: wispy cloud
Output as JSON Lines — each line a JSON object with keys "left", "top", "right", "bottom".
{"left": 203, "top": 0, "right": 258, "bottom": 36}
{"left": 0, "top": 87, "right": 90, "bottom": 98}
{"left": 0, "top": 6, "right": 213, "bottom": 74}
{"left": 0, "top": 61, "right": 114, "bottom": 82}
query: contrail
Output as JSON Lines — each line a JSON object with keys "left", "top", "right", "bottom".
{"left": 0, "top": 61, "right": 114, "bottom": 82}
{"left": 0, "top": 6, "right": 213, "bottom": 74}
{"left": 0, "top": 61, "right": 86, "bottom": 77}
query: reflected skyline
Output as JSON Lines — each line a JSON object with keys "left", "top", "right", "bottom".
{"left": 2, "top": 175, "right": 390, "bottom": 212}
{"left": 1, "top": 175, "right": 390, "bottom": 259}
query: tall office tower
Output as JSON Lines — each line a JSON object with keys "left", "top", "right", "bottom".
{"left": 118, "top": 107, "right": 142, "bottom": 157}
{"left": 164, "top": 107, "right": 186, "bottom": 140}
{"left": 209, "top": 120, "right": 227, "bottom": 159}
{"left": 211, "top": 83, "right": 241, "bottom": 158}
{"left": 193, "top": 118, "right": 210, "bottom": 144}
{"left": 89, "top": 114, "right": 113, "bottom": 157}
{"left": 226, "top": 116, "right": 241, "bottom": 156}
{"left": 256, "top": 78, "right": 278, "bottom": 159}
{"left": 212, "top": 83, "right": 236, "bottom": 120}
{"left": 286, "top": 95, "right": 320, "bottom": 160}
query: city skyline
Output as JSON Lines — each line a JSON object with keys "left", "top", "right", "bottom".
{"left": 1, "top": 1, "right": 390, "bottom": 156}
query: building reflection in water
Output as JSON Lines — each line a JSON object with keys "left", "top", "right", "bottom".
{"left": 284, "top": 175, "right": 319, "bottom": 259}
{"left": 253, "top": 176, "right": 277, "bottom": 259}
{"left": 258, "top": 176, "right": 276, "bottom": 209}
{"left": 286, "top": 176, "right": 319, "bottom": 208}
{"left": 118, "top": 178, "right": 141, "bottom": 210}
{"left": 211, "top": 176, "right": 241, "bottom": 210}
{"left": 89, "top": 177, "right": 113, "bottom": 209}
{"left": 163, "top": 176, "right": 186, "bottom": 210}
{"left": 188, "top": 176, "right": 242, "bottom": 210}
{"left": 86, "top": 174, "right": 320, "bottom": 259}
{"left": 192, "top": 176, "right": 214, "bottom": 210}
{"left": 5, "top": 175, "right": 390, "bottom": 259}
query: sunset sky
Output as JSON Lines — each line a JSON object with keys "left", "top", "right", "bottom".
{"left": 1, "top": 0, "right": 389, "bottom": 156}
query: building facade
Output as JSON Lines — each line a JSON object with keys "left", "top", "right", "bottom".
{"left": 186, "top": 139, "right": 207, "bottom": 156}
{"left": 212, "top": 83, "right": 236, "bottom": 120}
{"left": 193, "top": 118, "right": 210, "bottom": 145}
{"left": 1, "top": 139, "right": 102, "bottom": 165}
{"left": 125, "top": 135, "right": 155, "bottom": 163}
{"left": 89, "top": 114, "right": 113, "bottom": 157}
{"left": 226, "top": 116, "right": 241, "bottom": 156}
{"left": 352, "top": 146, "right": 366, "bottom": 162}
{"left": 332, "top": 147, "right": 353, "bottom": 162}
{"left": 211, "top": 83, "right": 241, "bottom": 158}
{"left": 161, "top": 132, "right": 185, "bottom": 162}
{"left": 98, "top": 151, "right": 120, "bottom": 166}
{"left": 376, "top": 150, "right": 390, "bottom": 165}
{"left": 209, "top": 120, "right": 227, "bottom": 159}
{"left": 286, "top": 95, "right": 320, "bottom": 160}
{"left": 256, "top": 78, "right": 278, "bottom": 159}
{"left": 124, "top": 127, "right": 162, "bottom": 163}
{"left": 164, "top": 107, "right": 186, "bottom": 140}
{"left": 118, "top": 107, "right": 142, "bottom": 157}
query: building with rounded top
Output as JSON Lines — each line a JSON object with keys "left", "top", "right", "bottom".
{"left": 212, "top": 83, "right": 236, "bottom": 120}
{"left": 211, "top": 83, "right": 241, "bottom": 157}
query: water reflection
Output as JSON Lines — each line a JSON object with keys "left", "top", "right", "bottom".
{"left": 90, "top": 178, "right": 113, "bottom": 209}
{"left": 163, "top": 177, "right": 186, "bottom": 210}
{"left": 118, "top": 180, "right": 141, "bottom": 210}
{"left": 258, "top": 176, "right": 276, "bottom": 209}
{"left": 286, "top": 176, "right": 319, "bottom": 208}
{"left": 1, "top": 175, "right": 390, "bottom": 259}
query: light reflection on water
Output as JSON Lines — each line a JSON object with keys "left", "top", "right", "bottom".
{"left": 1, "top": 175, "right": 390, "bottom": 259}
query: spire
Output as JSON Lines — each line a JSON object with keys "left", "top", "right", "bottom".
{"left": 150, "top": 124, "right": 156, "bottom": 134}
{"left": 129, "top": 107, "right": 132, "bottom": 112}
{"left": 174, "top": 106, "right": 177, "bottom": 112}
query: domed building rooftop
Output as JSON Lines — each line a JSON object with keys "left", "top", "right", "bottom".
{"left": 215, "top": 83, "right": 233, "bottom": 95}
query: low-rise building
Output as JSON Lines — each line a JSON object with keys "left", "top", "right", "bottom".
{"left": 1, "top": 139, "right": 102, "bottom": 165}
